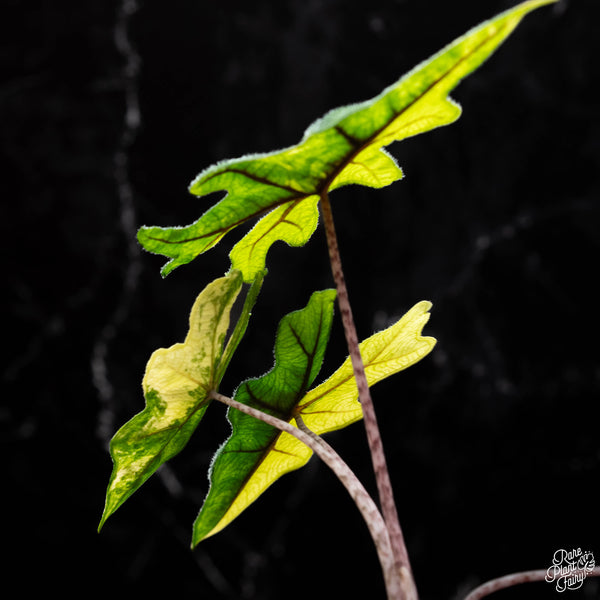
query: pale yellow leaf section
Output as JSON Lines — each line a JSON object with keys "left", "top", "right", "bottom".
{"left": 141, "top": 271, "right": 242, "bottom": 430}
{"left": 203, "top": 430, "right": 308, "bottom": 538}
{"left": 230, "top": 195, "right": 320, "bottom": 282}
{"left": 300, "top": 300, "right": 436, "bottom": 434}
{"left": 330, "top": 147, "right": 403, "bottom": 191}
{"left": 204, "top": 301, "right": 435, "bottom": 537}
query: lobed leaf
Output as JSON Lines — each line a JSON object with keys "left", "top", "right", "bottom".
{"left": 192, "top": 300, "right": 435, "bottom": 544}
{"left": 137, "top": 0, "right": 555, "bottom": 279}
{"left": 99, "top": 271, "right": 247, "bottom": 530}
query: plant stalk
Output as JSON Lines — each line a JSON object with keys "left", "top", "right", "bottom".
{"left": 464, "top": 567, "right": 600, "bottom": 600}
{"left": 209, "top": 390, "right": 403, "bottom": 599}
{"left": 319, "top": 191, "right": 417, "bottom": 600}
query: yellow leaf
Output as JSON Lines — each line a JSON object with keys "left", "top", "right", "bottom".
{"left": 300, "top": 301, "right": 436, "bottom": 434}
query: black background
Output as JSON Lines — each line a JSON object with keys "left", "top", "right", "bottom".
{"left": 4, "top": 0, "right": 599, "bottom": 598}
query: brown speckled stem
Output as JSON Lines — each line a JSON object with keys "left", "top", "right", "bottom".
{"left": 319, "top": 191, "right": 416, "bottom": 600}
{"left": 209, "top": 390, "right": 403, "bottom": 598}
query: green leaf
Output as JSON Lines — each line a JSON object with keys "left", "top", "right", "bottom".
{"left": 99, "top": 271, "right": 245, "bottom": 531}
{"left": 192, "top": 289, "right": 337, "bottom": 545}
{"left": 137, "top": 0, "right": 555, "bottom": 279}
{"left": 192, "top": 299, "right": 435, "bottom": 545}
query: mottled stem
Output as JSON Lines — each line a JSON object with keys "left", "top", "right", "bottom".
{"left": 209, "top": 390, "right": 403, "bottom": 598}
{"left": 464, "top": 567, "right": 600, "bottom": 600}
{"left": 319, "top": 192, "right": 416, "bottom": 600}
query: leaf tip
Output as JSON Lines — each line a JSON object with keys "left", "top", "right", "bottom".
{"left": 97, "top": 506, "right": 111, "bottom": 533}
{"left": 159, "top": 262, "right": 175, "bottom": 278}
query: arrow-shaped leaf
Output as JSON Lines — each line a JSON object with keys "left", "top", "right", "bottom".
{"left": 192, "top": 299, "right": 435, "bottom": 544}
{"left": 192, "top": 288, "right": 337, "bottom": 544}
{"left": 99, "top": 270, "right": 251, "bottom": 530}
{"left": 138, "top": 0, "right": 554, "bottom": 279}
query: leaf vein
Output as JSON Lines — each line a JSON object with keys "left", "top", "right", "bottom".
{"left": 208, "top": 167, "right": 306, "bottom": 196}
